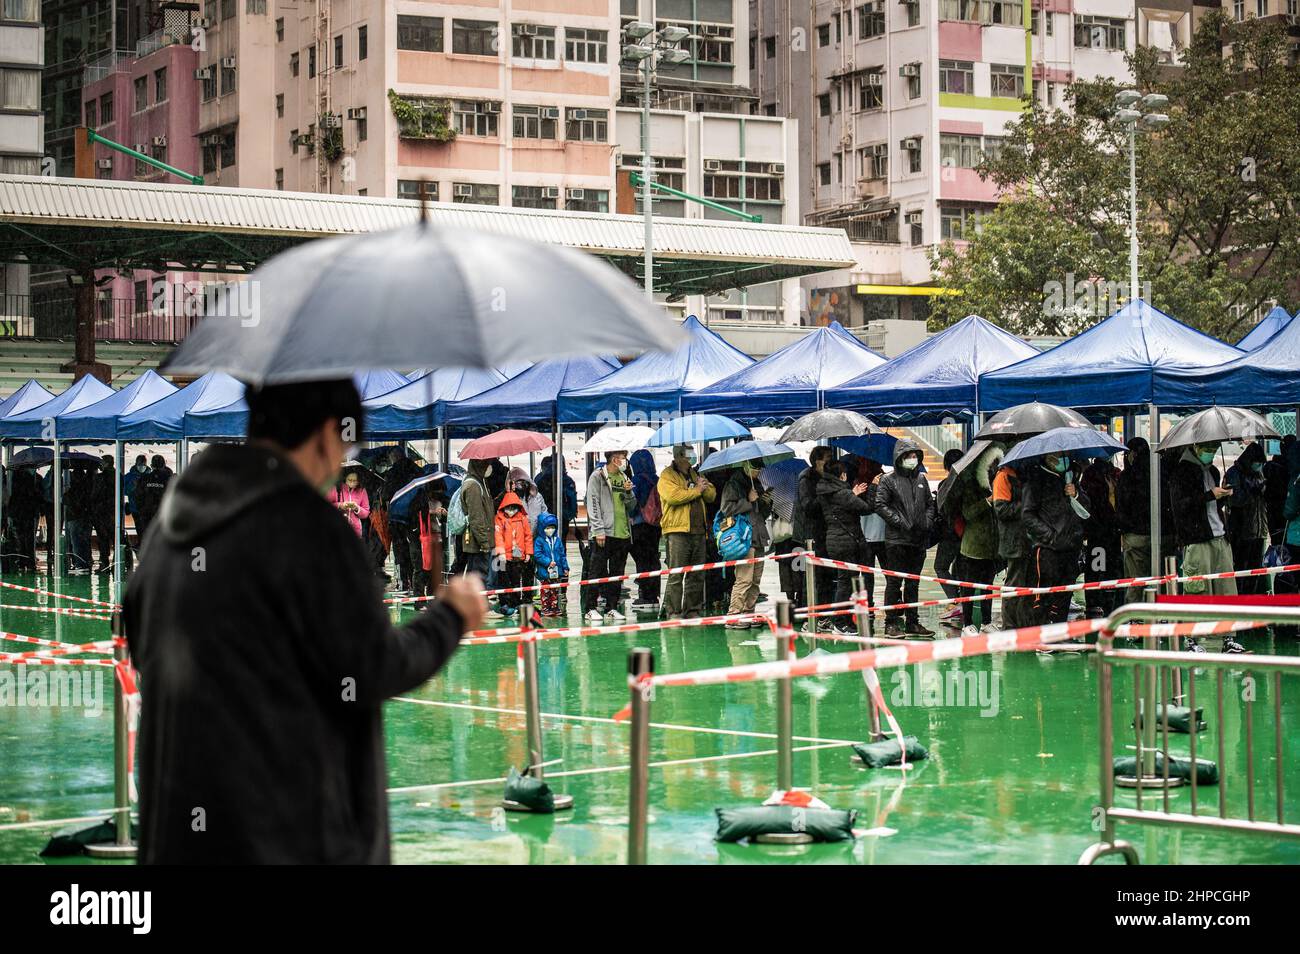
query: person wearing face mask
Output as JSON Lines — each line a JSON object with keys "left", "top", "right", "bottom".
{"left": 451, "top": 458, "right": 496, "bottom": 585}
{"left": 873, "top": 439, "right": 937, "bottom": 637}
{"left": 814, "top": 459, "right": 874, "bottom": 634}
{"left": 793, "top": 446, "right": 834, "bottom": 612}
{"left": 1021, "top": 451, "right": 1091, "bottom": 625}
{"left": 583, "top": 450, "right": 635, "bottom": 621}
{"left": 1115, "top": 437, "right": 1174, "bottom": 603}
{"left": 1223, "top": 442, "right": 1269, "bottom": 595}
{"left": 493, "top": 489, "right": 534, "bottom": 618}
{"left": 1169, "top": 441, "right": 1236, "bottom": 596}
{"left": 123, "top": 379, "right": 486, "bottom": 863}
{"left": 533, "top": 512, "right": 569, "bottom": 616}
{"left": 382, "top": 447, "right": 423, "bottom": 593}
{"left": 332, "top": 468, "right": 371, "bottom": 537}
{"left": 719, "top": 455, "right": 773, "bottom": 629}
{"left": 657, "top": 444, "right": 716, "bottom": 619}
{"left": 123, "top": 453, "right": 150, "bottom": 552}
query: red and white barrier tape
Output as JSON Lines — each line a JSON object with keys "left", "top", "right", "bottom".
{"left": 1113, "top": 619, "right": 1270, "bottom": 638}
{"left": 0, "top": 653, "right": 113, "bottom": 666}
{"left": 807, "top": 555, "right": 1013, "bottom": 592}
{"left": 461, "top": 611, "right": 773, "bottom": 647}
{"left": 0, "top": 602, "right": 112, "bottom": 620}
{"left": 0, "top": 631, "right": 118, "bottom": 656}
{"left": 0, "top": 579, "right": 119, "bottom": 609}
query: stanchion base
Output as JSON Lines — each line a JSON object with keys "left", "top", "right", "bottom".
{"left": 84, "top": 842, "right": 138, "bottom": 858}
{"left": 754, "top": 832, "right": 815, "bottom": 845}
{"left": 1114, "top": 774, "right": 1186, "bottom": 790}
{"left": 502, "top": 793, "right": 574, "bottom": 813}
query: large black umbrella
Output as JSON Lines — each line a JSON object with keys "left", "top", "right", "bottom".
{"left": 779, "top": 408, "right": 884, "bottom": 443}
{"left": 975, "top": 401, "right": 1091, "bottom": 442}
{"left": 162, "top": 222, "right": 684, "bottom": 384}
{"left": 1159, "top": 406, "right": 1280, "bottom": 451}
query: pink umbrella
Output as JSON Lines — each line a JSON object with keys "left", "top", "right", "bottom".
{"left": 459, "top": 429, "right": 555, "bottom": 460}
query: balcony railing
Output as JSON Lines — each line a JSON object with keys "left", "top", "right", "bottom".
{"left": 1, "top": 294, "right": 202, "bottom": 343}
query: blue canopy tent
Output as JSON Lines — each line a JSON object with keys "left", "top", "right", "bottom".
{"left": 54, "top": 369, "right": 179, "bottom": 441}
{"left": 183, "top": 369, "right": 411, "bottom": 440}
{"left": 442, "top": 355, "right": 618, "bottom": 427}
{"left": 557, "top": 315, "right": 752, "bottom": 424}
{"left": 362, "top": 366, "right": 521, "bottom": 438}
{"left": 681, "top": 321, "right": 886, "bottom": 424}
{"left": 826, "top": 315, "right": 1039, "bottom": 424}
{"left": 1155, "top": 306, "right": 1300, "bottom": 410}
{"left": 1235, "top": 305, "right": 1292, "bottom": 351}
{"left": 120, "top": 371, "right": 246, "bottom": 441}
{"left": 979, "top": 299, "right": 1244, "bottom": 580}
{"left": 0, "top": 380, "right": 54, "bottom": 420}
{"left": 978, "top": 300, "right": 1244, "bottom": 415}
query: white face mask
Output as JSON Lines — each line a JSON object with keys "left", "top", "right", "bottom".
{"left": 545, "top": 527, "right": 556, "bottom": 537}
{"left": 484, "top": 465, "right": 493, "bottom": 478}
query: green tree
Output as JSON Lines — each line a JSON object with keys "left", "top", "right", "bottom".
{"left": 929, "top": 13, "right": 1300, "bottom": 341}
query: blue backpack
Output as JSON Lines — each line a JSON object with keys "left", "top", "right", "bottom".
{"left": 713, "top": 511, "right": 753, "bottom": 561}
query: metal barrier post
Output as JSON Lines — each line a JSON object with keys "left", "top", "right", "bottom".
{"left": 504, "top": 635, "right": 573, "bottom": 812}
{"left": 1163, "top": 556, "right": 1181, "bottom": 701}
{"left": 855, "top": 588, "right": 883, "bottom": 740}
{"left": 802, "top": 539, "right": 817, "bottom": 632}
{"left": 627, "top": 647, "right": 654, "bottom": 865}
{"left": 775, "top": 600, "right": 794, "bottom": 791}
{"left": 85, "top": 611, "right": 137, "bottom": 858}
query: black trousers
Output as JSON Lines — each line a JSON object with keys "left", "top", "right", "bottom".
{"left": 498, "top": 560, "right": 527, "bottom": 611}
{"left": 960, "top": 556, "right": 998, "bottom": 627}
{"left": 582, "top": 535, "right": 631, "bottom": 613}
{"left": 11, "top": 513, "right": 36, "bottom": 571}
{"left": 390, "top": 520, "right": 412, "bottom": 589}
{"left": 1230, "top": 536, "right": 1266, "bottom": 596}
{"left": 831, "top": 542, "right": 869, "bottom": 627}
{"left": 93, "top": 516, "right": 113, "bottom": 568}
{"left": 403, "top": 522, "right": 431, "bottom": 598}
{"left": 883, "top": 543, "right": 926, "bottom": 626}
{"left": 934, "top": 537, "right": 962, "bottom": 600}
{"left": 1084, "top": 536, "right": 1122, "bottom": 617}
{"left": 1032, "top": 546, "right": 1076, "bottom": 625}
{"left": 1001, "top": 555, "right": 1031, "bottom": 630}
{"left": 630, "top": 523, "right": 662, "bottom": 602}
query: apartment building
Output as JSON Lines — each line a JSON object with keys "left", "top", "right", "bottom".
{"left": 618, "top": 0, "right": 755, "bottom": 111}
{"left": 2, "top": 0, "right": 43, "bottom": 311}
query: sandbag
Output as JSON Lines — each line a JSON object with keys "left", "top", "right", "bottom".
{"left": 851, "top": 736, "right": 929, "bottom": 768}
{"left": 715, "top": 805, "right": 857, "bottom": 844}
{"left": 1112, "top": 754, "right": 1219, "bottom": 785}
{"left": 40, "top": 818, "right": 140, "bottom": 857}
{"left": 1133, "top": 702, "right": 1206, "bottom": 734}
{"left": 503, "top": 766, "right": 555, "bottom": 813}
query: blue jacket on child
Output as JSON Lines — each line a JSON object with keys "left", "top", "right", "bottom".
{"left": 533, "top": 512, "right": 569, "bottom": 578}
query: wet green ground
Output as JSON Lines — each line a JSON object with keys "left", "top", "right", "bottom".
{"left": 2, "top": 555, "right": 1299, "bottom": 865}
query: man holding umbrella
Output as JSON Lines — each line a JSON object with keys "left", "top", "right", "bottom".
{"left": 123, "top": 379, "right": 486, "bottom": 863}
{"left": 1021, "top": 450, "right": 1090, "bottom": 625}
{"left": 1170, "top": 442, "right": 1236, "bottom": 596}
{"left": 658, "top": 444, "right": 715, "bottom": 618}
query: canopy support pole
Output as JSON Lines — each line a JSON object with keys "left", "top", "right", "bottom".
{"left": 552, "top": 420, "right": 563, "bottom": 536}
{"left": 52, "top": 425, "right": 62, "bottom": 581}
{"left": 0, "top": 443, "right": 7, "bottom": 575}
{"left": 114, "top": 441, "right": 124, "bottom": 601}
{"left": 1148, "top": 403, "right": 1161, "bottom": 578}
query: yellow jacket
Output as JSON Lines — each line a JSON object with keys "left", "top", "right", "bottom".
{"left": 657, "top": 463, "right": 716, "bottom": 535}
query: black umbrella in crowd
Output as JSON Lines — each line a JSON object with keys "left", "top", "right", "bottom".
{"left": 935, "top": 439, "right": 1001, "bottom": 512}
{"left": 1158, "top": 406, "right": 1280, "bottom": 451}
{"left": 779, "top": 408, "right": 884, "bottom": 443}
{"left": 974, "top": 401, "right": 1092, "bottom": 442}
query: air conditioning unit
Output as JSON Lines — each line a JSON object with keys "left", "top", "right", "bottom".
{"left": 769, "top": 162, "right": 785, "bottom": 176}
{"left": 570, "top": 108, "right": 588, "bottom": 120}
{"left": 905, "top": 210, "right": 923, "bottom": 225}
{"left": 133, "top": 143, "right": 146, "bottom": 153}
{"left": 899, "top": 62, "right": 921, "bottom": 78}
{"left": 866, "top": 72, "right": 883, "bottom": 86}
{"left": 203, "top": 134, "right": 223, "bottom": 146}
{"left": 542, "top": 107, "right": 560, "bottom": 119}
{"left": 900, "top": 137, "right": 921, "bottom": 150}
{"left": 193, "top": 67, "right": 213, "bottom": 80}
{"left": 484, "top": 101, "right": 501, "bottom": 113}
{"left": 221, "top": 56, "right": 237, "bottom": 69}
{"left": 152, "top": 136, "right": 167, "bottom": 147}
{"left": 346, "top": 107, "right": 367, "bottom": 121}
{"left": 517, "top": 23, "right": 538, "bottom": 36}
{"left": 542, "top": 186, "right": 560, "bottom": 198}
{"left": 703, "top": 158, "right": 722, "bottom": 172}
{"left": 871, "top": 143, "right": 888, "bottom": 156}
{"left": 567, "top": 188, "right": 585, "bottom": 200}
{"left": 454, "top": 183, "right": 474, "bottom": 197}
{"left": 322, "top": 113, "right": 342, "bottom": 128}
{"left": 194, "top": 16, "right": 211, "bottom": 28}
{"left": 97, "top": 158, "right": 112, "bottom": 169}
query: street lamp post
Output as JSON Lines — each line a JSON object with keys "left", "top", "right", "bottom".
{"left": 622, "top": 23, "right": 691, "bottom": 301}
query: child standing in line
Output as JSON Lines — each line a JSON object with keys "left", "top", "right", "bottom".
{"left": 533, "top": 512, "right": 569, "bottom": 617}
{"left": 494, "top": 491, "right": 534, "bottom": 618}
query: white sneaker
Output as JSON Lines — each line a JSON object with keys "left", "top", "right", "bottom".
{"left": 980, "top": 623, "right": 998, "bottom": 633}
{"left": 605, "top": 609, "right": 626, "bottom": 621}
{"left": 483, "top": 608, "right": 504, "bottom": 621}
{"left": 962, "top": 625, "right": 980, "bottom": 638}
{"left": 585, "top": 610, "right": 604, "bottom": 622}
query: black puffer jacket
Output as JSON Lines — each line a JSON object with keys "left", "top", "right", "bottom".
{"left": 1224, "top": 442, "right": 1269, "bottom": 542}
{"left": 1021, "top": 463, "right": 1090, "bottom": 553}
{"left": 792, "top": 465, "right": 826, "bottom": 549}
{"left": 813, "top": 472, "right": 873, "bottom": 560}
{"left": 873, "top": 439, "right": 935, "bottom": 548}
{"left": 1169, "top": 450, "right": 1225, "bottom": 547}
{"left": 1115, "top": 439, "right": 1174, "bottom": 537}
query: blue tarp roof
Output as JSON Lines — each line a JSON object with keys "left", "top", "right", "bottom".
{"left": 185, "top": 369, "right": 409, "bottom": 439}
{"left": 120, "top": 372, "right": 245, "bottom": 441}
{"left": 0, "top": 380, "right": 54, "bottom": 420}
{"left": 681, "top": 321, "right": 886, "bottom": 423}
{"left": 825, "top": 315, "right": 1039, "bottom": 424}
{"left": 558, "top": 315, "right": 752, "bottom": 424}
{"left": 978, "top": 299, "right": 1245, "bottom": 413}
{"left": 1156, "top": 306, "right": 1300, "bottom": 410}
{"left": 1235, "top": 305, "right": 1292, "bottom": 351}
{"left": 443, "top": 355, "right": 619, "bottom": 427}
{"left": 54, "top": 369, "right": 179, "bottom": 440}
{"left": 2, "top": 375, "right": 115, "bottom": 439}
{"left": 362, "top": 366, "right": 519, "bottom": 437}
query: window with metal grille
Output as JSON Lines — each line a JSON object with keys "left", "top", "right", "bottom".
{"left": 990, "top": 63, "right": 1023, "bottom": 98}
{"left": 858, "top": 71, "right": 883, "bottom": 110}
{"left": 938, "top": 59, "right": 973, "bottom": 94}
{"left": 940, "top": 205, "right": 987, "bottom": 240}
{"left": 397, "top": 16, "right": 442, "bottom": 52}
{"left": 453, "top": 100, "right": 499, "bottom": 137}
{"left": 512, "top": 23, "right": 556, "bottom": 59}
{"left": 512, "top": 185, "right": 557, "bottom": 210}
{"left": 453, "top": 19, "right": 498, "bottom": 56}
{"left": 1075, "top": 15, "right": 1126, "bottom": 50}
{"left": 857, "top": 2, "right": 885, "bottom": 38}
{"left": 513, "top": 104, "right": 557, "bottom": 140}
{"left": 861, "top": 144, "right": 888, "bottom": 179}
{"left": 566, "top": 107, "right": 607, "bottom": 142}
{"left": 903, "top": 0, "right": 920, "bottom": 26}
{"left": 565, "top": 27, "right": 607, "bottom": 63}
{"left": 221, "top": 62, "right": 236, "bottom": 94}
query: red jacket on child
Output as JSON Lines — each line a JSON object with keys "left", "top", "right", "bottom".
{"left": 494, "top": 491, "right": 533, "bottom": 561}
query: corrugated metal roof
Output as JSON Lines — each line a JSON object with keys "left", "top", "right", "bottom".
{"left": 0, "top": 174, "right": 854, "bottom": 268}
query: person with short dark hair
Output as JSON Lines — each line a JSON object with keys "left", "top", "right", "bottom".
{"left": 583, "top": 449, "right": 634, "bottom": 621}
{"left": 124, "top": 378, "right": 485, "bottom": 864}
{"left": 133, "top": 454, "right": 173, "bottom": 545}
{"left": 90, "top": 454, "right": 116, "bottom": 571}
